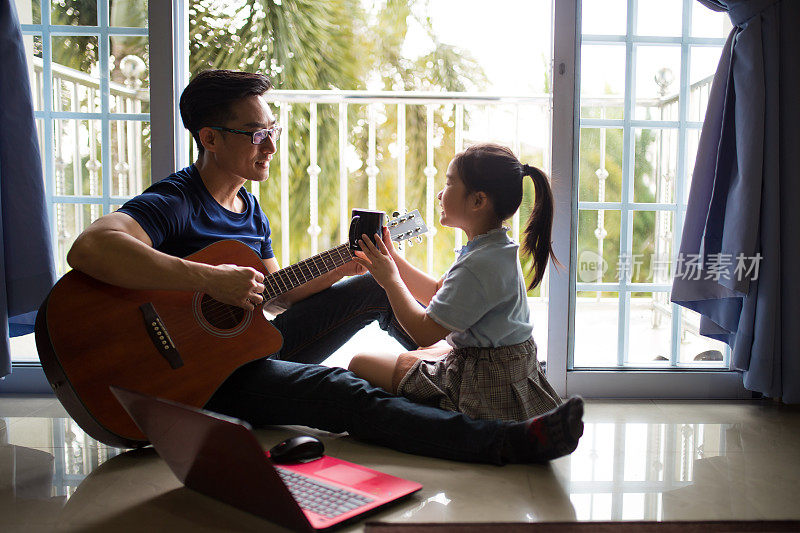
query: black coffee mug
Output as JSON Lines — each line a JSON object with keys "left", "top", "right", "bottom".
{"left": 349, "top": 209, "right": 385, "bottom": 250}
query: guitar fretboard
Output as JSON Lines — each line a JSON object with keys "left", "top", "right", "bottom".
{"left": 263, "top": 243, "right": 354, "bottom": 300}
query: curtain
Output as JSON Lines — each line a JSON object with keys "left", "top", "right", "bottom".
{"left": 671, "top": 0, "right": 800, "bottom": 402}
{"left": 0, "top": 0, "right": 56, "bottom": 377}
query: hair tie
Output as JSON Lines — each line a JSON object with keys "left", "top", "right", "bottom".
{"left": 522, "top": 163, "right": 534, "bottom": 176}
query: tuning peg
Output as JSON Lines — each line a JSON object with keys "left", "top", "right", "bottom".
{"left": 406, "top": 239, "right": 414, "bottom": 247}
{"left": 392, "top": 211, "right": 400, "bottom": 218}
{"left": 416, "top": 236, "right": 423, "bottom": 243}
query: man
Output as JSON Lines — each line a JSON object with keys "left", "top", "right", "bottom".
{"left": 67, "top": 69, "right": 583, "bottom": 464}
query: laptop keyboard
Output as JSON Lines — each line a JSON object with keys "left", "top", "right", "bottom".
{"left": 276, "top": 467, "right": 375, "bottom": 518}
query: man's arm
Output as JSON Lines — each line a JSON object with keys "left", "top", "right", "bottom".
{"left": 67, "top": 212, "right": 266, "bottom": 309}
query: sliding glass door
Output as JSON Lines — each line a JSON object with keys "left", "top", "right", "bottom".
{"left": 549, "top": 0, "right": 747, "bottom": 398}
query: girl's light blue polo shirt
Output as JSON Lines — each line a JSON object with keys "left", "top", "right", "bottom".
{"left": 426, "top": 227, "right": 533, "bottom": 348}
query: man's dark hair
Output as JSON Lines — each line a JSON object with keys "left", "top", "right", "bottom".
{"left": 179, "top": 70, "right": 273, "bottom": 154}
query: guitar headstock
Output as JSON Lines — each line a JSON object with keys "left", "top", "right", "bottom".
{"left": 387, "top": 209, "right": 428, "bottom": 244}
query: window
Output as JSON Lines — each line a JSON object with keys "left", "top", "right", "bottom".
{"left": 12, "top": 0, "right": 150, "bottom": 363}
{"left": 549, "top": 0, "right": 746, "bottom": 398}
{"left": 574, "top": 0, "right": 730, "bottom": 370}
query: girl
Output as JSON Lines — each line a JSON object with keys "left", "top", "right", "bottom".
{"left": 350, "top": 143, "right": 581, "bottom": 430}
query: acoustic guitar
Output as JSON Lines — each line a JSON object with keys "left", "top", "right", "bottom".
{"left": 35, "top": 210, "right": 427, "bottom": 448}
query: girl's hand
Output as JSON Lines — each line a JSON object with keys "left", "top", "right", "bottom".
{"left": 381, "top": 226, "right": 399, "bottom": 259}
{"left": 353, "top": 232, "right": 402, "bottom": 289}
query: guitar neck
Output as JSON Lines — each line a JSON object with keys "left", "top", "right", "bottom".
{"left": 262, "top": 243, "right": 354, "bottom": 300}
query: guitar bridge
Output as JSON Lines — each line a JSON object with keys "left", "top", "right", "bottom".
{"left": 139, "top": 303, "right": 183, "bottom": 369}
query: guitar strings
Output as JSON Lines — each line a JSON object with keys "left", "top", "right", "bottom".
{"left": 250, "top": 215, "right": 419, "bottom": 305}
{"left": 133, "top": 245, "right": 357, "bottom": 341}
{"left": 167, "top": 219, "right": 421, "bottom": 328}
{"left": 154, "top": 258, "right": 347, "bottom": 339}
{"left": 199, "top": 254, "right": 353, "bottom": 323}
{"left": 261, "top": 245, "right": 353, "bottom": 298}
{"left": 162, "top": 245, "right": 353, "bottom": 332}
{"left": 197, "top": 245, "right": 355, "bottom": 322}
{"left": 207, "top": 224, "right": 417, "bottom": 317}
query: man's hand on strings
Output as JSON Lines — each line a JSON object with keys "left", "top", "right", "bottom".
{"left": 206, "top": 264, "right": 266, "bottom": 310}
{"left": 334, "top": 260, "right": 368, "bottom": 277}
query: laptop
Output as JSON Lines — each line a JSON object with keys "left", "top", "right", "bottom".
{"left": 109, "top": 386, "right": 422, "bottom": 531}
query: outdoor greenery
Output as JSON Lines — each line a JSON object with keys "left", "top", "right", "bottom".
{"left": 577, "top": 126, "right": 661, "bottom": 297}
{"left": 39, "top": 0, "right": 663, "bottom": 290}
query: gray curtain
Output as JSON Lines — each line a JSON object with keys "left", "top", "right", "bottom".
{"left": 0, "top": 0, "right": 56, "bottom": 377}
{"left": 671, "top": 0, "right": 800, "bottom": 402}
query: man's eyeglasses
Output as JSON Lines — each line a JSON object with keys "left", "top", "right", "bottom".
{"left": 210, "top": 124, "right": 282, "bottom": 145}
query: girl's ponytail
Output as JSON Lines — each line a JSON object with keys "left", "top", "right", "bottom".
{"left": 521, "top": 164, "right": 558, "bottom": 290}
{"left": 451, "top": 144, "right": 559, "bottom": 290}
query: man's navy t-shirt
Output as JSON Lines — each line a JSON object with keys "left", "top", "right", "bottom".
{"left": 117, "top": 164, "right": 274, "bottom": 260}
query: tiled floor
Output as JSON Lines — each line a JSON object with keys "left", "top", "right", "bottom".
{"left": 2, "top": 394, "right": 800, "bottom": 532}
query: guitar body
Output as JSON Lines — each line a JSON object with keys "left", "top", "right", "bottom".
{"left": 34, "top": 210, "right": 428, "bottom": 449}
{"left": 35, "top": 240, "right": 283, "bottom": 448}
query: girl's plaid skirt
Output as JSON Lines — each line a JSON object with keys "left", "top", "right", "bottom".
{"left": 395, "top": 337, "right": 562, "bottom": 422}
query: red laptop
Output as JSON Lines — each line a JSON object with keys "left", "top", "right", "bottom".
{"left": 110, "top": 386, "right": 422, "bottom": 531}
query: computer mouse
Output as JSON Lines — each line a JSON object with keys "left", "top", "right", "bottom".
{"left": 268, "top": 435, "right": 325, "bottom": 464}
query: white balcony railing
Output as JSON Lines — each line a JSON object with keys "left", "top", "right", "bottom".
{"left": 26, "top": 59, "right": 719, "bottom": 366}
{"left": 261, "top": 90, "right": 552, "bottom": 286}
{"left": 31, "top": 56, "right": 150, "bottom": 272}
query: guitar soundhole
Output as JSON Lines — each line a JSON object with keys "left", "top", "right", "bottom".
{"left": 200, "top": 294, "right": 245, "bottom": 330}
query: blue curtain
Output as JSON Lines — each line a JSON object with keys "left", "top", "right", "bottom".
{"left": 0, "top": 0, "right": 56, "bottom": 377}
{"left": 671, "top": 0, "right": 800, "bottom": 402}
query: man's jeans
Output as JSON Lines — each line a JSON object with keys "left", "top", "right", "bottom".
{"left": 205, "top": 274, "right": 523, "bottom": 464}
